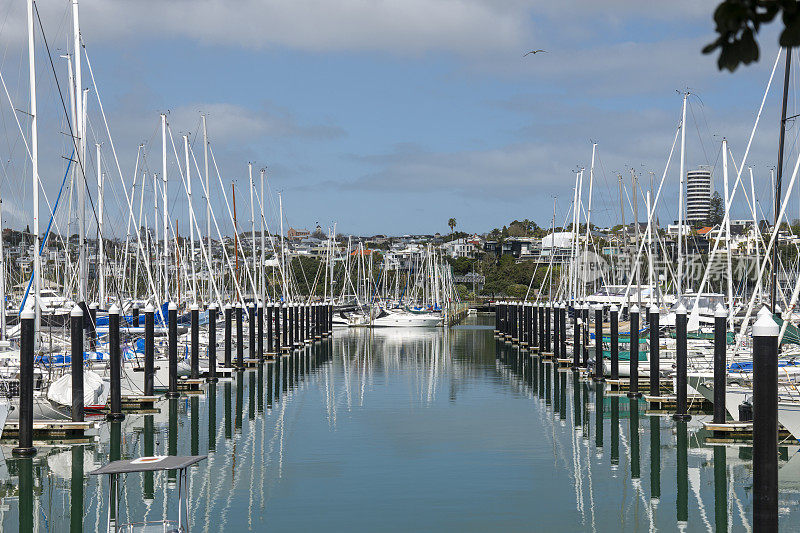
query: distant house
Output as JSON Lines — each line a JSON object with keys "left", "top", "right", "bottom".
{"left": 441, "top": 238, "right": 477, "bottom": 259}
{"left": 287, "top": 227, "right": 310, "bottom": 241}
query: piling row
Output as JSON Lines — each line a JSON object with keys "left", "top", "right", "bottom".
{"left": 10, "top": 301, "right": 335, "bottom": 457}
{"left": 492, "top": 299, "right": 783, "bottom": 530}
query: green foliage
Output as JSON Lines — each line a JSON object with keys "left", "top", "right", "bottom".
{"left": 448, "top": 217, "right": 457, "bottom": 234}
{"left": 706, "top": 191, "right": 724, "bottom": 227}
{"left": 704, "top": 0, "right": 799, "bottom": 71}
{"left": 442, "top": 231, "right": 470, "bottom": 243}
{"left": 290, "top": 256, "right": 325, "bottom": 296}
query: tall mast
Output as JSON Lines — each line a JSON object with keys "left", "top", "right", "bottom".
{"left": 618, "top": 173, "right": 625, "bottom": 289}
{"left": 249, "top": 163, "right": 256, "bottom": 300}
{"left": 722, "top": 139, "right": 733, "bottom": 324}
{"left": 27, "top": 0, "right": 41, "bottom": 336}
{"left": 584, "top": 143, "right": 597, "bottom": 265}
{"left": 202, "top": 115, "right": 211, "bottom": 303}
{"left": 773, "top": 48, "right": 792, "bottom": 313}
{"left": 260, "top": 168, "right": 266, "bottom": 303}
{"left": 750, "top": 168, "right": 761, "bottom": 304}
{"left": 161, "top": 113, "right": 168, "bottom": 303}
{"left": 279, "top": 192, "right": 287, "bottom": 300}
{"left": 72, "top": 0, "right": 86, "bottom": 306}
{"left": 632, "top": 169, "right": 641, "bottom": 310}
{"left": 569, "top": 172, "right": 580, "bottom": 302}
{"left": 185, "top": 135, "right": 196, "bottom": 304}
{"left": 677, "top": 92, "right": 687, "bottom": 300}
{"left": 574, "top": 169, "right": 584, "bottom": 300}
{"left": 232, "top": 182, "right": 239, "bottom": 297}
{"left": 96, "top": 143, "right": 105, "bottom": 307}
{"left": 153, "top": 173, "right": 159, "bottom": 298}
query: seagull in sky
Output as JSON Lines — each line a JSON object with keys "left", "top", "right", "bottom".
{"left": 523, "top": 49, "right": 547, "bottom": 57}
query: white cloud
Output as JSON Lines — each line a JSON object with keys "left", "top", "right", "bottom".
{"left": 10, "top": 0, "right": 530, "bottom": 56}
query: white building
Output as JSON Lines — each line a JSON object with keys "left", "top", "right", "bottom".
{"left": 686, "top": 168, "right": 712, "bottom": 223}
{"left": 441, "top": 238, "right": 477, "bottom": 259}
{"left": 541, "top": 231, "right": 574, "bottom": 250}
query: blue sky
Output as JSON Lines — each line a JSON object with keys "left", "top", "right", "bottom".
{"left": 0, "top": 1, "right": 796, "bottom": 238}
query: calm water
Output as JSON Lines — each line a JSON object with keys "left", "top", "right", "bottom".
{"left": 2, "top": 315, "right": 800, "bottom": 531}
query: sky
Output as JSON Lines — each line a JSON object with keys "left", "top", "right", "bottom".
{"left": 0, "top": 1, "right": 797, "bottom": 239}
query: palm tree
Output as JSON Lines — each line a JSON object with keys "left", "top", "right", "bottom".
{"left": 448, "top": 217, "right": 457, "bottom": 235}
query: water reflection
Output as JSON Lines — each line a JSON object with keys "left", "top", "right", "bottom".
{"left": 1, "top": 317, "right": 798, "bottom": 531}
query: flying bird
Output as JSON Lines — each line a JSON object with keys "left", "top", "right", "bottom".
{"left": 523, "top": 49, "right": 547, "bottom": 56}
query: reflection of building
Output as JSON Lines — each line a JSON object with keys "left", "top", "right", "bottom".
{"left": 686, "top": 168, "right": 712, "bottom": 223}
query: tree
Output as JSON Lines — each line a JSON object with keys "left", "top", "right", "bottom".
{"left": 706, "top": 191, "right": 724, "bottom": 227}
{"left": 448, "top": 217, "right": 457, "bottom": 235}
{"left": 705, "top": 1, "right": 800, "bottom": 71}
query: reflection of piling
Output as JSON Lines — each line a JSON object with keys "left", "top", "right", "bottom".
{"left": 69, "top": 447, "right": 84, "bottom": 528}
{"left": 714, "top": 445, "right": 727, "bottom": 531}
{"left": 630, "top": 397, "right": 640, "bottom": 479}
{"left": 18, "top": 458, "right": 33, "bottom": 531}
{"left": 676, "top": 419, "right": 688, "bottom": 525}
{"left": 650, "top": 416, "right": 661, "bottom": 501}
{"left": 208, "top": 384, "right": 217, "bottom": 452}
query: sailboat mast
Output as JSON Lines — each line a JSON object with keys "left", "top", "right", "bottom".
{"left": 723, "top": 138, "right": 734, "bottom": 323}
{"left": 161, "top": 113, "right": 169, "bottom": 303}
{"left": 677, "top": 92, "right": 687, "bottom": 300}
{"left": 260, "top": 168, "right": 265, "bottom": 302}
{"left": 249, "top": 163, "right": 256, "bottom": 299}
{"left": 96, "top": 144, "right": 105, "bottom": 307}
{"left": 203, "top": 115, "right": 211, "bottom": 304}
{"left": 279, "top": 193, "right": 287, "bottom": 300}
{"left": 72, "top": 0, "right": 87, "bottom": 306}
{"left": 233, "top": 182, "right": 239, "bottom": 297}
{"left": 27, "top": 0, "right": 41, "bottom": 336}
{"left": 185, "top": 135, "right": 197, "bottom": 304}
{"left": 772, "top": 48, "right": 792, "bottom": 313}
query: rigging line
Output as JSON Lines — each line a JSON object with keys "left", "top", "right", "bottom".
{"left": 19, "top": 150, "right": 73, "bottom": 314}
{"left": 32, "top": 1, "right": 100, "bottom": 229}
{"left": 687, "top": 95, "right": 711, "bottom": 166}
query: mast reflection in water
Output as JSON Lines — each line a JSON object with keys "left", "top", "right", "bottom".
{"left": 2, "top": 315, "right": 799, "bottom": 530}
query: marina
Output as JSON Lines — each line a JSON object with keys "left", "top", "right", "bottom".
{"left": 3, "top": 316, "right": 800, "bottom": 531}
{"left": 6, "top": 0, "right": 800, "bottom": 530}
